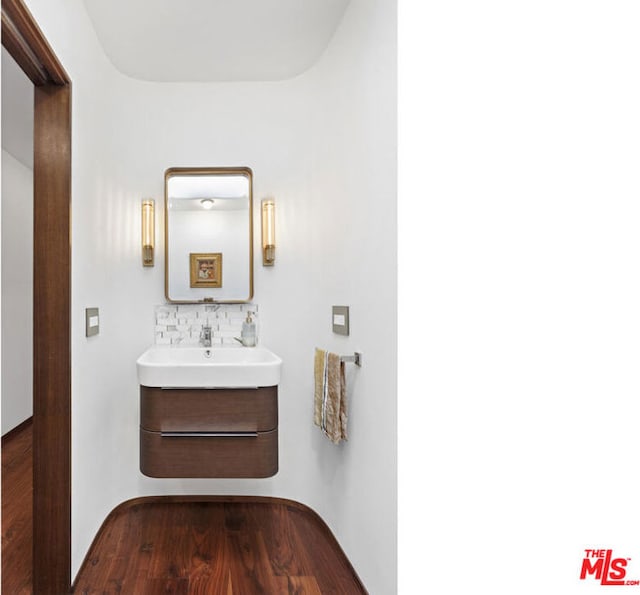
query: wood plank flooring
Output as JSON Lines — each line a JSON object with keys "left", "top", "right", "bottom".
{"left": 2, "top": 418, "right": 34, "bottom": 595}
{"left": 2, "top": 420, "right": 367, "bottom": 594}
{"left": 73, "top": 496, "right": 368, "bottom": 594}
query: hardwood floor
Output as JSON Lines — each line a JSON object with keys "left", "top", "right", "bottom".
{"left": 2, "top": 418, "right": 33, "bottom": 595}
{"left": 2, "top": 419, "right": 366, "bottom": 594}
{"left": 73, "top": 496, "right": 367, "bottom": 594}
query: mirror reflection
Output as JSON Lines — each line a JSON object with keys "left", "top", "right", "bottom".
{"left": 165, "top": 167, "right": 253, "bottom": 303}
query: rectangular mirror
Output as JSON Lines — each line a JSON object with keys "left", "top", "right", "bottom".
{"left": 165, "top": 167, "right": 253, "bottom": 303}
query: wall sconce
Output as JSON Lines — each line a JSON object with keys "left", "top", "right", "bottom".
{"left": 141, "top": 199, "right": 155, "bottom": 267}
{"left": 261, "top": 198, "right": 276, "bottom": 266}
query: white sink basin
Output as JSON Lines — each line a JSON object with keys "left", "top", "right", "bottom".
{"left": 136, "top": 345, "right": 282, "bottom": 388}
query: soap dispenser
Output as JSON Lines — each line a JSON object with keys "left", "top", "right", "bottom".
{"left": 241, "top": 311, "right": 256, "bottom": 347}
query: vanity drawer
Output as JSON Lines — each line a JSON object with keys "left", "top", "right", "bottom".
{"left": 140, "top": 385, "right": 277, "bottom": 433}
{"left": 139, "top": 427, "right": 278, "bottom": 478}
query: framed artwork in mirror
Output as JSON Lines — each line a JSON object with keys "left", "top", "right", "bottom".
{"left": 190, "top": 253, "right": 222, "bottom": 288}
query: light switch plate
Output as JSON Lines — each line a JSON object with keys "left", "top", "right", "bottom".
{"left": 332, "top": 305, "right": 349, "bottom": 336}
{"left": 86, "top": 307, "right": 99, "bottom": 337}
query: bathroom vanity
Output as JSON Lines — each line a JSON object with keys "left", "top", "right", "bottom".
{"left": 137, "top": 167, "right": 283, "bottom": 478}
{"left": 139, "top": 385, "right": 278, "bottom": 478}
{"left": 136, "top": 345, "right": 282, "bottom": 478}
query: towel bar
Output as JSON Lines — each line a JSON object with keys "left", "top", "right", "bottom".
{"left": 340, "top": 352, "right": 362, "bottom": 367}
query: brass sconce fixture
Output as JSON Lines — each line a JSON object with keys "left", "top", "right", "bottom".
{"left": 261, "top": 198, "right": 275, "bottom": 266}
{"left": 142, "top": 199, "right": 155, "bottom": 266}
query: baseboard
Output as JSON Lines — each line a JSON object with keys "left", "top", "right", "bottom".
{"left": 2, "top": 416, "right": 33, "bottom": 445}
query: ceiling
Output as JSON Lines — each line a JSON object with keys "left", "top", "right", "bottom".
{"left": 82, "top": 0, "right": 351, "bottom": 82}
{"left": 2, "top": 1, "right": 350, "bottom": 168}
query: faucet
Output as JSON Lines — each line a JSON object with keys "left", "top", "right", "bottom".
{"left": 201, "top": 325, "right": 212, "bottom": 347}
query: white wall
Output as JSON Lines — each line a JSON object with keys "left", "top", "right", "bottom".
{"left": 1, "top": 150, "right": 33, "bottom": 434}
{"left": 24, "top": 1, "right": 396, "bottom": 592}
{"left": 289, "top": 2, "right": 397, "bottom": 592}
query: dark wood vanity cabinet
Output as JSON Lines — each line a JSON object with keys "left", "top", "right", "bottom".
{"left": 139, "top": 386, "right": 278, "bottom": 478}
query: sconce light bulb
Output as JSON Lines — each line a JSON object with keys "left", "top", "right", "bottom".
{"left": 142, "top": 199, "right": 155, "bottom": 267}
{"left": 261, "top": 198, "right": 276, "bottom": 266}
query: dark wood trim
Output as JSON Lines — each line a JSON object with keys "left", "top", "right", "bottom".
{"left": 1, "top": 0, "right": 70, "bottom": 85}
{"left": 1, "top": 11, "right": 48, "bottom": 84}
{"left": 32, "top": 82, "right": 72, "bottom": 595}
{"left": 2, "top": 1, "right": 72, "bottom": 593}
{"left": 1, "top": 416, "right": 33, "bottom": 445}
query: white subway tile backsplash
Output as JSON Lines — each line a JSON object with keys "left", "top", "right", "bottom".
{"left": 153, "top": 304, "right": 259, "bottom": 346}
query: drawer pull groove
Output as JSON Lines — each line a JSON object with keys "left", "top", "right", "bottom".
{"left": 159, "top": 431, "right": 258, "bottom": 438}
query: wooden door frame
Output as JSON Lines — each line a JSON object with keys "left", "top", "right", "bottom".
{"left": 2, "top": 0, "right": 72, "bottom": 593}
